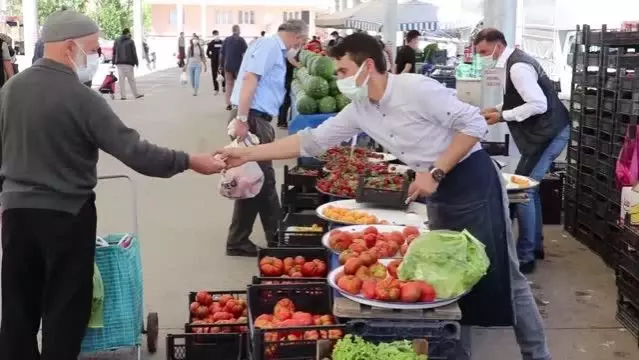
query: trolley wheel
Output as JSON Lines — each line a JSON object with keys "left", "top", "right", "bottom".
{"left": 146, "top": 312, "right": 159, "bottom": 354}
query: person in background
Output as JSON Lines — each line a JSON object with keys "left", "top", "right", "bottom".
{"left": 207, "top": 30, "right": 224, "bottom": 95}
{"left": 113, "top": 28, "right": 143, "bottom": 100}
{"left": 225, "top": 19, "right": 308, "bottom": 257}
{"left": 278, "top": 46, "right": 301, "bottom": 128}
{"left": 0, "top": 10, "right": 226, "bottom": 360}
{"left": 33, "top": 38, "right": 44, "bottom": 64}
{"left": 185, "top": 35, "right": 207, "bottom": 96}
{"left": 477, "top": 28, "right": 570, "bottom": 274}
{"left": 178, "top": 32, "right": 186, "bottom": 68}
{"left": 327, "top": 31, "right": 343, "bottom": 47}
{"left": 216, "top": 32, "right": 551, "bottom": 360}
{"left": 0, "top": 35, "right": 15, "bottom": 87}
{"left": 375, "top": 35, "right": 392, "bottom": 72}
{"left": 395, "top": 29, "right": 420, "bottom": 74}
{"left": 221, "top": 25, "right": 248, "bottom": 111}
{"left": 261, "top": 31, "right": 266, "bottom": 37}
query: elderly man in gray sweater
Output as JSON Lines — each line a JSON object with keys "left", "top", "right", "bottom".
{"left": 0, "top": 10, "right": 225, "bottom": 360}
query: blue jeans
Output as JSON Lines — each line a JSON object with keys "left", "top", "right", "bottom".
{"left": 188, "top": 63, "right": 202, "bottom": 90}
{"left": 516, "top": 125, "right": 570, "bottom": 263}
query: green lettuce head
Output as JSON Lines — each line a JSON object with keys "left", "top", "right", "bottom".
{"left": 398, "top": 229, "right": 490, "bottom": 298}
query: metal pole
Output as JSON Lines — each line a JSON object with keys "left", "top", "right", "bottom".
{"left": 22, "top": 0, "right": 38, "bottom": 64}
{"left": 132, "top": 0, "right": 144, "bottom": 62}
{"left": 383, "top": 0, "right": 398, "bottom": 62}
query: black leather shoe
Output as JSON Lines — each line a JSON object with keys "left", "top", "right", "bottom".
{"left": 226, "top": 105, "right": 232, "bottom": 111}
{"left": 519, "top": 260, "right": 536, "bottom": 275}
{"left": 534, "top": 249, "right": 545, "bottom": 260}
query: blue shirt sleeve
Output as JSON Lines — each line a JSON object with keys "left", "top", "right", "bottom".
{"left": 243, "top": 39, "right": 279, "bottom": 77}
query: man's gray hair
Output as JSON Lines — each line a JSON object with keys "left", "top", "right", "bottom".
{"left": 232, "top": 25, "right": 240, "bottom": 34}
{"left": 278, "top": 19, "right": 308, "bottom": 36}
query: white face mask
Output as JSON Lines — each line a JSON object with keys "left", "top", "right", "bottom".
{"left": 71, "top": 43, "right": 100, "bottom": 83}
{"left": 478, "top": 45, "right": 498, "bottom": 69}
{"left": 336, "top": 63, "right": 370, "bottom": 102}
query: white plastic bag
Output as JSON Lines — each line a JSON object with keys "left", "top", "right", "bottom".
{"left": 217, "top": 73, "right": 225, "bottom": 82}
{"left": 218, "top": 137, "right": 264, "bottom": 200}
{"left": 180, "top": 72, "right": 188, "bottom": 85}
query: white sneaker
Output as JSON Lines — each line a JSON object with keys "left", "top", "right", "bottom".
{"left": 214, "top": 91, "right": 219, "bottom": 96}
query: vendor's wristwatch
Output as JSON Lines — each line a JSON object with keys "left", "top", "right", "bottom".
{"left": 236, "top": 115, "right": 248, "bottom": 123}
{"left": 428, "top": 166, "right": 446, "bottom": 183}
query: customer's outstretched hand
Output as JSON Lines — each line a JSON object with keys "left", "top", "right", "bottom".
{"left": 214, "top": 147, "right": 249, "bottom": 169}
{"left": 189, "top": 153, "right": 226, "bottom": 174}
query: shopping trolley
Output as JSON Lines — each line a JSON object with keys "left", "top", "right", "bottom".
{"left": 80, "top": 175, "right": 159, "bottom": 359}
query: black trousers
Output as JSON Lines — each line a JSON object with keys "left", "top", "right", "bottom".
{"left": 178, "top": 46, "right": 186, "bottom": 68}
{"left": 0, "top": 197, "right": 97, "bottom": 360}
{"left": 226, "top": 109, "right": 281, "bottom": 248}
{"left": 278, "top": 82, "right": 292, "bottom": 126}
{"left": 210, "top": 59, "right": 225, "bottom": 91}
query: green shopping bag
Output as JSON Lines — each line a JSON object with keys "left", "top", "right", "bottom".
{"left": 87, "top": 262, "right": 104, "bottom": 328}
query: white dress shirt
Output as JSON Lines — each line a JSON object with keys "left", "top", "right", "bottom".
{"left": 494, "top": 48, "right": 548, "bottom": 122}
{"left": 298, "top": 74, "right": 487, "bottom": 172}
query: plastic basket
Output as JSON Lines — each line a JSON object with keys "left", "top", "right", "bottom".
{"left": 344, "top": 319, "right": 460, "bottom": 360}
{"left": 284, "top": 165, "right": 322, "bottom": 188}
{"left": 81, "top": 233, "right": 143, "bottom": 353}
{"left": 278, "top": 212, "right": 328, "bottom": 247}
{"left": 247, "top": 283, "right": 345, "bottom": 360}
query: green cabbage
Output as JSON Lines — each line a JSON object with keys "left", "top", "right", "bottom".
{"left": 398, "top": 229, "right": 490, "bottom": 298}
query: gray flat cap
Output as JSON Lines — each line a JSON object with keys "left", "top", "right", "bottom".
{"left": 41, "top": 10, "right": 99, "bottom": 43}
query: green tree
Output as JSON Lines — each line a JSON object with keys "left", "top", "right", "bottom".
{"left": 37, "top": 0, "right": 88, "bottom": 25}
{"left": 92, "top": 0, "right": 152, "bottom": 40}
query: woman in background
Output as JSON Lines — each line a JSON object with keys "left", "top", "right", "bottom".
{"left": 185, "top": 36, "right": 207, "bottom": 96}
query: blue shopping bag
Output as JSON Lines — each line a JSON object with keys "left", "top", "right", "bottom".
{"left": 81, "top": 234, "right": 144, "bottom": 353}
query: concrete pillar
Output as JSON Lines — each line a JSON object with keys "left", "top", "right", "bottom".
{"left": 133, "top": 0, "right": 144, "bottom": 61}
{"left": 308, "top": 10, "right": 316, "bottom": 37}
{"left": 200, "top": 2, "right": 207, "bottom": 37}
{"left": 482, "top": 0, "right": 519, "bottom": 154}
{"left": 383, "top": 0, "right": 398, "bottom": 62}
{"left": 177, "top": 3, "right": 184, "bottom": 35}
{"left": 22, "top": 0, "right": 37, "bottom": 64}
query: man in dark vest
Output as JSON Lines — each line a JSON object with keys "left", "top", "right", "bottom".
{"left": 476, "top": 28, "right": 570, "bottom": 274}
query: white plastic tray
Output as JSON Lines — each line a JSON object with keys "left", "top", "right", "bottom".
{"left": 502, "top": 173, "right": 539, "bottom": 191}
{"left": 368, "top": 152, "right": 398, "bottom": 163}
{"left": 321, "top": 224, "right": 428, "bottom": 256}
{"left": 327, "top": 259, "right": 464, "bottom": 310}
{"left": 316, "top": 200, "right": 428, "bottom": 228}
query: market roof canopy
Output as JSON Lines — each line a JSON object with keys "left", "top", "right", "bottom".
{"left": 316, "top": 0, "right": 439, "bottom": 33}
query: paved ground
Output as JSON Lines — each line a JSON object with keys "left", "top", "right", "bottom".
{"left": 2, "top": 67, "right": 638, "bottom": 359}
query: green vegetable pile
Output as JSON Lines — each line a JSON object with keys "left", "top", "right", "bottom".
{"left": 398, "top": 229, "right": 490, "bottom": 298}
{"left": 332, "top": 335, "right": 427, "bottom": 360}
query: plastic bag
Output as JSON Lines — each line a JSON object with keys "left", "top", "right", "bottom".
{"left": 616, "top": 126, "right": 639, "bottom": 188}
{"left": 180, "top": 71, "right": 188, "bottom": 85}
{"left": 218, "top": 137, "right": 264, "bottom": 199}
{"left": 217, "top": 73, "right": 225, "bottom": 82}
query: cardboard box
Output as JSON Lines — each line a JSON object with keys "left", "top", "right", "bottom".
{"left": 316, "top": 338, "right": 428, "bottom": 360}
{"left": 621, "top": 185, "right": 639, "bottom": 225}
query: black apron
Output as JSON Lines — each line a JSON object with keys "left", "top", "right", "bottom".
{"left": 424, "top": 150, "right": 515, "bottom": 326}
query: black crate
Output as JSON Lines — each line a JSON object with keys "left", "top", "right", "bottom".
{"left": 564, "top": 184, "right": 577, "bottom": 201}
{"left": 595, "top": 176, "right": 611, "bottom": 197}
{"left": 594, "top": 217, "right": 610, "bottom": 238}
{"left": 620, "top": 226, "right": 639, "bottom": 259}
{"left": 602, "top": 97, "right": 617, "bottom": 113}
{"left": 579, "top": 174, "right": 595, "bottom": 188}
{"left": 247, "top": 283, "right": 345, "bottom": 360}
{"left": 344, "top": 319, "right": 460, "bottom": 360}
{"left": 618, "top": 99, "right": 639, "bottom": 116}
{"left": 599, "top": 140, "right": 613, "bottom": 155}
{"left": 599, "top": 117, "right": 614, "bottom": 136}
{"left": 580, "top": 164, "right": 595, "bottom": 178}
{"left": 583, "top": 114, "right": 599, "bottom": 130}
{"left": 278, "top": 212, "right": 328, "bottom": 248}
{"left": 257, "top": 247, "right": 329, "bottom": 280}
{"left": 564, "top": 200, "right": 577, "bottom": 233}
{"left": 570, "top": 128, "right": 580, "bottom": 145}
{"left": 581, "top": 132, "right": 598, "bottom": 149}
{"left": 595, "top": 196, "right": 610, "bottom": 219}
{"left": 567, "top": 165, "right": 578, "bottom": 179}
{"left": 603, "top": 30, "right": 639, "bottom": 46}
{"left": 281, "top": 185, "right": 327, "bottom": 212}
{"left": 567, "top": 146, "right": 579, "bottom": 165}
{"left": 355, "top": 174, "right": 410, "bottom": 210}
{"left": 252, "top": 276, "right": 327, "bottom": 285}
{"left": 180, "top": 290, "right": 249, "bottom": 360}
{"left": 580, "top": 148, "right": 598, "bottom": 168}
{"left": 616, "top": 297, "right": 639, "bottom": 341}
{"left": 284, "top": 165, "right": 321, "bottom": 188}
{"left": 166, "top": 332, "right": 246, "bottom": 360}
{"left": 617, "top": 265, "right": 639, "bottom": 307}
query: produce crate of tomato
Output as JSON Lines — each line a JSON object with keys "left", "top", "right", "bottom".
{"left": 247, "top": 283, "right": 345, "bottom": 360}
{"left": 328, "top": 225, "right": 423, "bottom": 261}
{"left": 356, "top": 174, "right": 411, "bottom": 209}
{"left": 257, "top": 247, "right": 329, "bottom": 280}
{"left": 252, "top": 275, "right": 327, "bottom": 285}
{"left": 323, "top": 159, "right": 389, "bottom": 174}
{"left": 171, "top": 290, "right": 249, "bottom": 360}
{"left": 278, "top": 212, "right": 328, "bottom": 247}
{"left": 317, "top": 147, "right": 378, "bottom": 162}
{"left": 284, "top": 165, "right": 322, "bottom": 188}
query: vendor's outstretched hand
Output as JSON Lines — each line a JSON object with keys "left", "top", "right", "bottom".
{"left": 214, "top": 147, "right": 250, "bottom": 169}
{"left": 189, "top": 153, "right": 226, "bottom": 174}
